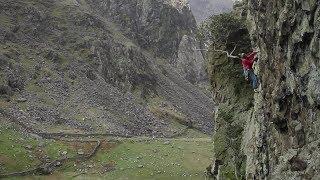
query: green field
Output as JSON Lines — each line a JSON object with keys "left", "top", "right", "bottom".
{"left": 0, "top": 117, "right": 214, "bottom": 180}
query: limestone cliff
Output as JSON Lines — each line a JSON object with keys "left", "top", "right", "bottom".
{"left": 244, "top": 0, "right": 320, "bottom": 179}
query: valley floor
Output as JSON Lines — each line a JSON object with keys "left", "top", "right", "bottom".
{"left": 0, "top": 115, "right": 213, "bottom": 180}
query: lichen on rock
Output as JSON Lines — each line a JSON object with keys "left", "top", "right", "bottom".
{"left": 243, "top": 0, "right": 320, "bottom": 179}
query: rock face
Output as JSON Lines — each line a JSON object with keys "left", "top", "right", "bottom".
{"left": 188, "top": 0, "right": 233, "bottom": 23}
{"left": 243, "top": 0, "right": 320, "bottom": 179}
{"left": 207, "top": 1, "right": 320, "bottom": 179}
{"left": 177, "top": 35, "right": 209, "bottom": 86}
{"left": 86, "top": 0, "right": 197, "bottom": 60}
{"left": 206, "top": 26, "right": 253, "bottom": 180}
{"left": 0, "top": 0, "right": 214, "bottom": 136}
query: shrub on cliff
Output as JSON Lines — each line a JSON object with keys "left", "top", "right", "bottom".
{"left": 204, "top": 11, "right": 253, "bottom": 180}
{"left": 208, "top": 12, "right": 245, "bottom": 44}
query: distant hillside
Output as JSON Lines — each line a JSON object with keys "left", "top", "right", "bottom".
{"left": 188, "top": 0, "right": 233, "bottom": 23}
{"left": 0, "top": 0, "right": 215, "bottom": 138}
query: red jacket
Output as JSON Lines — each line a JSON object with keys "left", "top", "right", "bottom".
{"left": 241, "top": 52, "right": 257, "bottom": 70}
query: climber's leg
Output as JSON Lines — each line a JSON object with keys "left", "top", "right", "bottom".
{"left": 249, "top": 70, "right": 259, "bottom": 89}
{"left": 243, "top": 68, "right": 249, "bottom": 81}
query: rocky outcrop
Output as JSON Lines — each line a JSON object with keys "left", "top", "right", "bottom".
{"left": 207, "top": 1, "right": 320, "bottom": 179}
{"left": 86, "top": 0, "right": 197, "bottom": 60}
{"left": 88, "top": 0, "right": 210, "bottom": 88}
{"left": 206, "top": 26, "right": 253, "bottom": 179}
{"left": 243, "top": 0, "right": 320, "bottom": 179}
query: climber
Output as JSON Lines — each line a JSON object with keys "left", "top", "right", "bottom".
{"left": 240, "top": 50, "right": 259, "bottom": 91}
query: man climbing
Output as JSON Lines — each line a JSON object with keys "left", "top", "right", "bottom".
{"left": 240, "top": 50, "right": 259, "bottom": 91}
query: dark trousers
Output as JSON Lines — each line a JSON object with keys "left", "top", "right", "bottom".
{"left": 244, "top": 69, "right": 259, "bottom": 89}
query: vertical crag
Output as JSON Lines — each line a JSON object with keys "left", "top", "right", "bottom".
{"left": 244, "top": 0, "right": 320, "bottom": 179}
{"left": 206, "top": 10, "right": 253, "bottom": 178}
